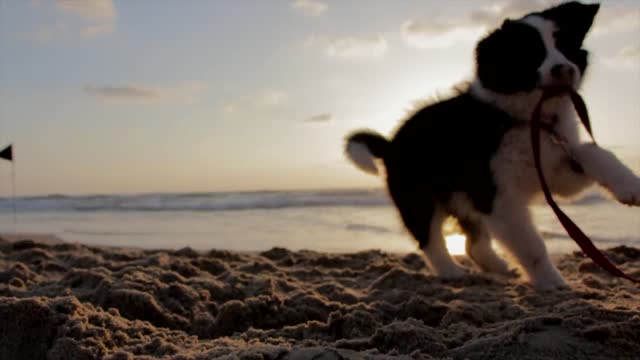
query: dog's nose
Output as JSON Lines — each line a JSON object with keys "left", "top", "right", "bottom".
{"left": 551, "top": 64, "right": 575, "bottom": 82}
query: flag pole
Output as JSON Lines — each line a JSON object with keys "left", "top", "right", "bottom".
{"left": 0, "top": 143, "right": 16, "bottom": 228}
{"left": 11, "top": 159, "right": 16, "bottom": 226}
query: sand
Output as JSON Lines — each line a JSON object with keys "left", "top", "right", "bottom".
{"left": 0, "top": 234, "right": 639, "bottom": 360}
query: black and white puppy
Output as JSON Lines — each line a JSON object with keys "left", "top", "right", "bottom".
{"left": 345, "top": 1, "right": 640, "bottom": 290}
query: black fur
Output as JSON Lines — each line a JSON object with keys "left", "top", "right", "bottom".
{"left": 476, "top": 20, "right": 547, "bottom": 94}
{"left": 385, "top": 94, "right": 516, "bottom": 215}
{"left": 541, "top": 1, "right": 599, "bottom": 50}
{"left": 353, "top": 93, "right": 519, "bottom": 248}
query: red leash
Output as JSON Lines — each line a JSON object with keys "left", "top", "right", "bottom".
{"left": 531, "top": 87, "right": 640, "bottom": 284}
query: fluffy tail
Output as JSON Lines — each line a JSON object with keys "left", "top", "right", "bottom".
{"left": 344, "top": 130, "right": 389, "bottom": 175}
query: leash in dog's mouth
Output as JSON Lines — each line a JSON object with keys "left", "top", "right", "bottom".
{"left": 531, "top": 87, "right": 639, "bottom": 285}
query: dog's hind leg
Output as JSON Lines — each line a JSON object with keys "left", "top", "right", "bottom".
{"left": 387, "top": 179, "right": 466, "bottom": 278}
{"left": 460, "top": 218, "right": 511, "bottom": 275}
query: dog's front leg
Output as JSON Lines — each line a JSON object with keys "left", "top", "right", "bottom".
{"left": 572, "top": 143, "right": 640, "bottom": 206}
{"left": 484, "top": 196, "right": 567, "bottom": 291}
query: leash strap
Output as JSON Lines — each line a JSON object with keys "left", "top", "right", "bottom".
{"left": 531, "top": 88, "right": 639, "bottom": 284}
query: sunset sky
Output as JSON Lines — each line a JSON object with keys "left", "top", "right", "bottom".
{"left": 0, "top": 0, "right": 638, "bottom": 196}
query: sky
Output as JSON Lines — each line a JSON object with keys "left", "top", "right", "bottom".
{"left": 0, "top": 0, "right": 638, "bottom": 196}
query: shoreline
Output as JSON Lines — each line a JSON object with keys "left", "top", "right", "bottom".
{"left": 0, "top": 232, "right": 576, "bottom": 265}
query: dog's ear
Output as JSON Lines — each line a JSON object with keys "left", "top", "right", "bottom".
{"left": 498, "top": 19, "right": 526, "bottom": 33}
{"left": 541, "top": 2, "right": 600, "bottom": 47}
{"left": 500, "top": 19, "right": 515, "bottom": 28}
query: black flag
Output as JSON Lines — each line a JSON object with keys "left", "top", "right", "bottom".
{"left": 0, "top": 144, "right": 12, "bottom": 162}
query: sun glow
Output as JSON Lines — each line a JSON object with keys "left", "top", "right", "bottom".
{"left": 445, "top": 233, "right": 467, "bottom": 256}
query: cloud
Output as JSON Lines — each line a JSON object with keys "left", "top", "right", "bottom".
{"left": 619, "top": 46, "right": 640, "bottom": 60}
{"left": 400, "top": 0, "right": 558, "bottom": 50}
{"left": 56, "top": 0, "right": 116, "bottom": 20}
{"left": 327, "top": 36, "right": 388, "bottom": 60}
{"left": 223, "top": 104, "right": 237, "bottom": 115}
{"left": 30, "top": 22, "right": 67, "bottom": 42}
{"left": 80, "top": 23, "right": 115, "bottom": 37}
{"left": 290, "top": 0, "right": 327, "bottom": 17}
{"left": 401, "top": 0, "right": 639, "bottom": 49}
{"left": 486, "top": 0, "right": 550, "bottom": 21}
{"left": 55, "top": 0, "right": 117, "bottom": 37}
{"left": 305, "top": 33, "right": 388, "bottom": 60}
{"left": 303, "top": 113, "right": 333, "bottom": 123}
{"left": 84, "top": 82, "right": 207, "bottom": 104}
{"left": 223, "top": 89, "right": 290, "bottom": 115}
{"left": 592, "top": 6, "right": 640, "bottom": 36}
{"left": 258, "top": 90, "right": 288, "bottom": 107}
{"left": 323, "top": 35, "right": 388, "bottom": 60}
{"left": 401, "top": 20, "right": 484, "bottom": 49}
{"left": 84, "top": 85, "right": 159, "bottom": 99}
{"left": 603, "top": 46, "right": 640, "bottom": 69}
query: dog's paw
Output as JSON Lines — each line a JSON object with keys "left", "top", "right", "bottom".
{"left": 531, "top": 278, "right": 569, "bottom": 292}
{"left": 469, "top": 249, "right": 512, "bottom": 275}
{"left": 609, "top": 177, "right": 640, "bottom": 206}
{"left": 433, "top": 263, "right": 468, "bottom": 279}
{"left": 485, "top": 259, "right": 513, "bottom": 276}
{"left": 529, "top": 268, "right": 568, "bottom": 291}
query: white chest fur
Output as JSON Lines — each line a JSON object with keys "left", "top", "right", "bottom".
{"left": 470, "top": 83, "right": 590, "bottom": 201}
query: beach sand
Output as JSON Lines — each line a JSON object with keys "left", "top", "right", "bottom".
{"left": 1, "top": 233, "right": 639, "bottom": 359}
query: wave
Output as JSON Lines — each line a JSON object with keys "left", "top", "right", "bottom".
{"left": 345, "top": 223, "right": 394, "bottom": 234}
{"left": 0, "top": 189, "right": 392, "bottom": 213}
{"left": 564, "top": 192, "right": 610, "bottom": 206}
{"left": 0, "top": 188, "right": 612, "bottom": 214}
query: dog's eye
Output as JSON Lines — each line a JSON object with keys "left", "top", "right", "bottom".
{"left": 554, "top": 31, "right": 579, "bottom": 51}
{"left": 552, "top": 30, "right": 588, "bottom": 73}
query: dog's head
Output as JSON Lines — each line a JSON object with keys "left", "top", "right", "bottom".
{"left": 475, "top": 1, "right": 599, "bottom": 94}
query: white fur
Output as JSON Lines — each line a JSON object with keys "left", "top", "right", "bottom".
{"left": 521, "top": 16, "right": 581, "bottom": 88}
{"left": 469, "top": 83, "right": 579, "bottom": 125}
{"left": 467, "top": 236, "right": 511, "bottom": 275}
{"left": 484, "top": 124, "right": 590, "bottom": 289}
{"left": 346, "top": 141, "right": 379, "bottom": 175}
{"left": 451, "top": 83, "right": 593, "bottom": 288}
{"left": 574, "top": 144, "right": 640, "bottom": 205}
{"left": 465, "top": 16, "right": 640, "bottom": 289}
{"left": 484, "top": 193, "right": 568, "bottom": 290}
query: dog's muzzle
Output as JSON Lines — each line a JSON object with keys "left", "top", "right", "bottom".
{"left": 549, "top": 63, "right": 577, "bottom": 87}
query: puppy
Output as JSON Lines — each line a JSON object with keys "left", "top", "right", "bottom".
{"left": 344, "top": 1, "right": 640, "bottom": 290}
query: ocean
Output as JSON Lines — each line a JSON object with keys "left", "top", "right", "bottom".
{"left": 0, "top": 189, "right": 638, "bottom": 255}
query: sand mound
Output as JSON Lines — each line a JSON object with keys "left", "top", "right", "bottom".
{"left": 1, "top": 236, "right": 639, "bottom": 359}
